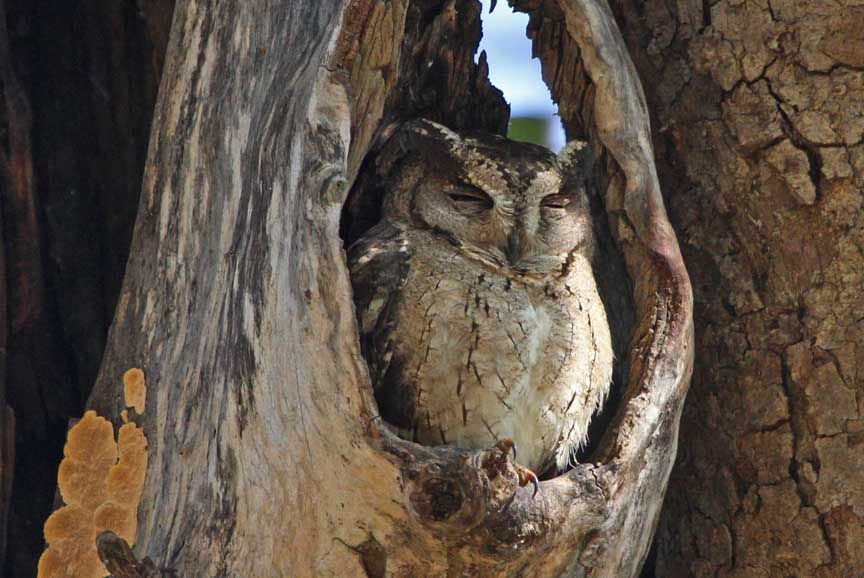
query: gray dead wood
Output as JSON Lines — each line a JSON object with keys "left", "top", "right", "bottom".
{"left": 87, "top": 0, "right": 692, "bottom": 576}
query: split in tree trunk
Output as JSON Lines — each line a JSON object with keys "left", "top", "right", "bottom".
{"left": 83, "top": 0, "right": 691, "bottom": 576}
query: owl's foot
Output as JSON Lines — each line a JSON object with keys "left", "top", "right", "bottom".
{"left": 494, "top": 439, "right": 540, "bottom": 498}
{"left": 516, "top": 464, "right": 540, "bottom": 498}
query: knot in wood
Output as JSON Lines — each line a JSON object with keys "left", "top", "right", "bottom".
{"left": 410, "top": 475, "right": 464, "bottom": 522}
{"left": 480, "top": 445, "right": 511, "bottom": 482}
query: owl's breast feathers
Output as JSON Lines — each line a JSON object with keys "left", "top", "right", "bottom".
{"left": 349, "top": 224, "right": 612, "bottom": 473}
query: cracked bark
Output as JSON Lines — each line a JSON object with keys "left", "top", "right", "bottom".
{"left": 605, "top": 0, "right": 864, "bottom": 575}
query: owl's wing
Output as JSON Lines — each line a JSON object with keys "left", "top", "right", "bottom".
{"left": 347, "top": 221, "right": 416, "bottom": 432}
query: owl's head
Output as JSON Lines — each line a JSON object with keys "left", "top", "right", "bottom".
{"left": 379, "top": 119, "right": 595, "bottom": 277}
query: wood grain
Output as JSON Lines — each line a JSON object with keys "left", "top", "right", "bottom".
{"left": 86, "top": 1, "right": 692, "bottom": 575}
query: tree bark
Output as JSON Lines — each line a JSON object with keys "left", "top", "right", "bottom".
{"left": 606, "top": 0, "right": 864, "bottom": 575}
{"left": 2, "top": 0, "right": 858, "bottom": 575}
{"left": 83, "top": 0, "right": 691, "bottom": 577}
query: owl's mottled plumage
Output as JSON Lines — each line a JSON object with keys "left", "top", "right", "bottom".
{"left": 348, "top": 119, "right": 613, "bottom": 474}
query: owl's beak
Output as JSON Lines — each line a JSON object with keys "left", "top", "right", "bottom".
{"left": 506, "top": 228, "right": 526, "bottom": 266}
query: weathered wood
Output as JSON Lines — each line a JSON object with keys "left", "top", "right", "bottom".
{"left": 85, "top": 0, "right": 691, "bottom": 576}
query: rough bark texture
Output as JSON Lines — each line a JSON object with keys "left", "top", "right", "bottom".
{"left": 0, "top": 1, "right": 173, "bottom": 574}
{"left": 606, "top": 0, "right": 864, "bottom": 576}
{"left": 83, "top": 0, "right": 691, "bottom": 576}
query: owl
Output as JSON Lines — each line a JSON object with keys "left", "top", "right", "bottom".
{"left": 348, "top": 119, "right": 613, "bottom": 476}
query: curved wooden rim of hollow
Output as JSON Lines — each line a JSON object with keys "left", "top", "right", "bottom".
{"left": 336, "top": 0, "right": 694, "bottom": 541}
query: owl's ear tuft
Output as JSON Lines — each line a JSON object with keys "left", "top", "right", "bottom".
{"left": 396, "top": 118, "right": 462, "bottom": 152}
{"left": 380, "top": 118, "right": 463, "bottom": 172}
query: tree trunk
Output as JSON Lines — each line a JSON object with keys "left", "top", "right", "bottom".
{"left": 7, "top": 0, "right": 860, "bottom": 576}
{"left": 608, "top": 0, "right": 864, "bottom": 575}
{"left": 81, "top": 0, "right": 692, "bottom": 576}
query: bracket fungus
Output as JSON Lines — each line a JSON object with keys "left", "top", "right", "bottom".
{"left": 38, "top": 370, "right": 149, "bottom": 578}
{"left": 122, "top": 369, "right": 147, "bottom": 416}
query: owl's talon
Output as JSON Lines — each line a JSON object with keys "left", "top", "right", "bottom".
{"left": 494, "top": 438, "right": 517, "bottom": 459}
{"left": 493, "top": 439, "right": 539, "bottom": 498}
{"left": 517, "top": 465, "right": 540, "bottom": 498}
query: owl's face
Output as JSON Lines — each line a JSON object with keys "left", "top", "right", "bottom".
{"left": 381, "top": 119, "right": 594, "bottom": 277}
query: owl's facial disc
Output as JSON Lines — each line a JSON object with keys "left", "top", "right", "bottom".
{"left": 410, "top": 166, "right": 589, "bottom": 277}
{"left": 382, "top": 119, "right": 592, "bottom": 278}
